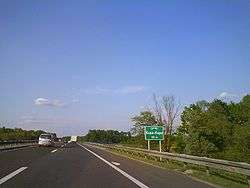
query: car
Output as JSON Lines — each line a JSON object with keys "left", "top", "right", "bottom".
{"left": 38, "top": 134, "right": 55, "bottom": 146}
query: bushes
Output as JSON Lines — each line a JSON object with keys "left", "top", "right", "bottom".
{"left": 0, "top": 127, "right": 45, "bottom": 141}
{"left": 219, "top": 122, "right": 250, "bottom": 163}
{"left": 83, "top": 129, "right": 131, "bottom": 144}
{"left": 178, "top": 95, "right": 250, "bottom": 162}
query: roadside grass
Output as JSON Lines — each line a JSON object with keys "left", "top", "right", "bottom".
{"left": 94, "top": 145, "right": 249, "bottom": 188}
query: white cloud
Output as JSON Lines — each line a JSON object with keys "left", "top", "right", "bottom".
{"left": 19, "top": 116, "right": 81, "bottom": 125}
{"left": 218, "top": 92, "right": 238, "bottom": 99}
{"left": 82, "top": 85, "right": 146, "bottom": 95}
{"left": 34, "top": 98, "right": 66, "bottom": 107}
{"left": 34, "top": 98, "right": 49, "bottom": 105}
{"left": 83, "top": 87, "right": 110, "bottom": 95}
{"left": 115, "top": 86, "right": 146, "bottom": 94}
{"left": 218, "top": 92, "right": 243, "bottom": 102}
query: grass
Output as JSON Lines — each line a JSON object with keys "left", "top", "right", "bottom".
{"left": 99, "top": 146, "right": 249, "bottom": 188}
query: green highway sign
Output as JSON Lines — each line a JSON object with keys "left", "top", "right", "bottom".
{"left": 144, "top": 126, "right": 164, "bottom": 141}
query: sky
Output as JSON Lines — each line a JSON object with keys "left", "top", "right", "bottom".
{"left": 0, "top": 1, "right": 249, "bottom": 136}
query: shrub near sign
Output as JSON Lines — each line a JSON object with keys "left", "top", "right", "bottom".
{"left": 144, "top": 126, "right": 164, "bottom": 141}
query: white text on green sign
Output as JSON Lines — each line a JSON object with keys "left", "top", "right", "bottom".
{"left": 144, "top": 126, "right": 164, "bottom": 140}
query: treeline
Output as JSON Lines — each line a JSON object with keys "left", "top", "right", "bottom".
{"left": 176, "top": 95, "right": 250, "bottom": 163}
{"left": 81, "top": 129, "right": 131, "bottom": 144}
{"left": 62, "top": 136, "right": 71, "bottom": 142}
{"left": 131, "top": 94, "right": 250, "bottom": 163}
{"left": 82, "top": 94, "right": 250, "bottom": 163}
{"left": 0, "top": 127, "right": 46, "bottom": 141}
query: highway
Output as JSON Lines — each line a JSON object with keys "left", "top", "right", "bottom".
{"left": 0, "top": 142, "right": 214, "bottom": 188}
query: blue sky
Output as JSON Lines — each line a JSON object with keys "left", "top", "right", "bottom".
{"left": 0, "top": 1, "right": 249, "bottom": 136}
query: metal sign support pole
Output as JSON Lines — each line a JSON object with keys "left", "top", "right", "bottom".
{"left": 147, "top": 140, "right": 150, "bottom": 150}
{"left": 159, "top": 140, "right": 162, "bottom": 152}
{"left": 159, "top": 140, "right": 162, "bottom": 161}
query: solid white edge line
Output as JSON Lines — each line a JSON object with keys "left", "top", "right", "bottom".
{"left": 77, "top": 143, "right": 149, "bottom": 188}
{"left": 51, "top": 149, "right": 57, "bottom": 153}
{"left": 0, "top": 167, "right": 27, "bottom": 185}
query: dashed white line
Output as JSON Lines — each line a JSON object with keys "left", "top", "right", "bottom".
{"left": 111, "top": 162, "right": 120, "bottom": 166}
{"left": 51, "top": 149, "right": 57, "bottom": 153}
{"left": 77, "top": 143, "right": 149, "bottom": 188}
{"left": 0, "top": 167, "right": 27, "bottom": 185}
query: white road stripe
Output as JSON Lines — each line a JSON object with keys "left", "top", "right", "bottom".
{"left": 77, "top": 143, "right": 149, "bottom": 188}
{"left": 111, "top": 162, "right": 120, "bottom": 166}
{"left": 0, "top": 167, "right": 27, "bottom": 185}
{"left": 51, "top": 149, "right": 57, "bottom": 153}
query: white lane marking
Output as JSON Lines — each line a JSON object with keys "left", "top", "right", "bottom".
{"left": 77, "top": 143, "right": 149, "bottom": 188}
{"left": 0, "top": 167, "right": 27, "bottom": 185}
{"left": 51, "top": 149, "right": 57, "bottom": 153}
{"left": 111, "top": 162, "right": 120, "bottom": 166}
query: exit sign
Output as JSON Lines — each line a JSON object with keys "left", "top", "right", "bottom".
{"left": 144, "top": 126, "right": 164, "bottom": 141}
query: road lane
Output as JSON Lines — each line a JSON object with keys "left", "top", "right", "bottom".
{"left": 0, "top": 142, "right": 215, "bottom": 188}
{"left": 83, "top": 143, "right": 214, "bottom": 188}
{"left": 78, "top": 143, "right": 149, "bottom": 188}
{"left": 2, "top": 142, "right": 139, "bottom": 188}
{"left": 0, "top": 146, "right": 55, "bottom": 179}
{"left": 0, "top": 167, "right": 27, "bottom": 185}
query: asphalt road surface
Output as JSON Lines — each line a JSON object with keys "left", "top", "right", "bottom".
{"left": 0, "top": 142, "right": 214, "bottom": 188}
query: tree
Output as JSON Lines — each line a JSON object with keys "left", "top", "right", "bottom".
{"left": 153, "top": 94, "right": 163, "bottom": 125}
{"left": 131, "top": 111, "right": 157, "bottom": 135}
{"left": 130, "top": 111, "right": 158, "bottom": 148}
{"left": 201, "top": 100, "right": 232, "bottom": 151}
{"left": 83, "top": 129, "right": 131, "bottom": 144}
{"left": 0, "top": 125, "right": 46, "bottom": 141}
{"left": 223, "top": 122, "right": 250, "bottom": 163}
{"left": 153, "top": 95, "right": 180, "bottom": 151}
{"left": 179, "top": 101, "right": 213, "bottom": 156}
{"left": 178, "top": 95, "right": 250, "bottom": 160}
{"left": 162, "top": 96, "right": 180, "bottom": 150}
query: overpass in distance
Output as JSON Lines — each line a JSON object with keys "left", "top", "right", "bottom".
{"left": 0, "top": 141, "right": 213, "bottom": 188}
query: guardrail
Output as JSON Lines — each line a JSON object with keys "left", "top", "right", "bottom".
{"left": 86, "top": 142, "right": 250, "bottom": 184}
{"left": 0, "top": 140, "right": 37, "bottom": 150}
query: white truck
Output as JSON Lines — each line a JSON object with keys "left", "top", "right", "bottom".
{"left": 70, "top": 136, "right": 77, "bottom": 142}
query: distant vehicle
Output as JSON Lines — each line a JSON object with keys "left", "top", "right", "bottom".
{"left": 38, "top": 134, "right": 55, "bottom": 146}
{"left": 68, "top": 136, "right": 77, "bottom": 143}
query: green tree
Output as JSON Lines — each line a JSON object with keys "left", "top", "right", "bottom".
{"left": 131, "top": 111, "right": 157, "bottom": 135}
{"left": 178, "top": 95, "right": 250, "bottom": 161}
{"left": 0, "top": 126, "right": 46, "bottom": 141}
{"left": 222, "top": 122, "right": 250, "bottom": 163}
{"left": 179, "top": 100, "right": 232, "bottom": 156}
{"left": 83, "top": 129, "right": 131, "bottom": 144}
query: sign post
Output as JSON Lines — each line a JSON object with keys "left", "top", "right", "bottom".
{"left": 159, "top": 140, "right": 162, "bottom": 152}
{"left": 144, "top": 126, "right": 164, "bottom": 154}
